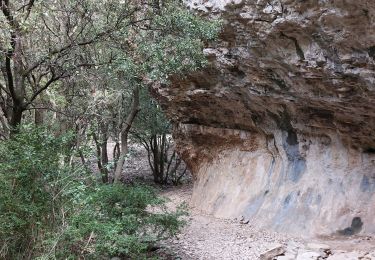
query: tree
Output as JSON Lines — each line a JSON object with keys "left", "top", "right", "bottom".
{"left": 0, "top": 0, "right": 151, "bottom": 130}
{"left": 43, "top": 0, "right": 220, "bottom": 182}
{"left": 106, "top": 1, "right": 220, "bottom": 181}
{"left": 1, "top": 0, "right": 220, "bottom": 181}
{"left": 113, "top": 84, "right": 140, "bottom": 182}
{"left": 132, "top": 89, "right": 188, "bottom": 184}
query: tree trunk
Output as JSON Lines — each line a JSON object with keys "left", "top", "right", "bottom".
{"left": 100, "top": 126, "right": 109, "bottom": 183}
{"left": 114, "top": 131, "right": 128, "bottom": 183}
{"left": 113, "top": 141, "right": 120, "bottom": 169}
{"left": 1, "top": 3, "right": 26, "bottom": 133}
{"left": 152, "top": 135, "right": 160, "bottom": 183}
{"left": 9, "top": 104, "right": 23, "bottom": 130}
{"left": 34, "top": 109, "right": 44, "bottom": 125}
{"left": 34, "top": 96, "right": 49, "bottom": 125}
{"left": 113, "top": 86, "right": 140, "bottom": 183}
{"left": 0, "top": 107, "right": 10, "bottom": 139}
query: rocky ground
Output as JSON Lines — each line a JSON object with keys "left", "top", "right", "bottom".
{"left": 157, "top": 185, "right": 375, "bottom": 260}
{"left": 119, "top": 144, "right": 375, "bottom": 260}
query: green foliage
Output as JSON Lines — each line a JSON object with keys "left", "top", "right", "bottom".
{"left": 137, "top": 2, "right": 221, "bottom": 81}
{"left": 132, "top": 89, "right": 189, "bottom": 185}
{"left": 134, "top": 88, "right": 171, "bottom": 138}
{"left": 61, "top": 184, "right": 186, "bottom": 259}
{"left": 0, "top": 1, "right": 217, "bottom": 258}
{"left": 0, "top": 126, "right": 185, "bottom": 259}
{"left": 0, "top": 125, "right": 75, "bottom": 258}
{"left": 124, "top": 2, "right": 221, "bottom": 83}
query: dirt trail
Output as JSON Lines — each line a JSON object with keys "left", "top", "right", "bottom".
{"left": 159, "top": 185, "right": 375, "bottom": 260}
{"left": 119, "top": 144, "right": 375, "bottom": 259}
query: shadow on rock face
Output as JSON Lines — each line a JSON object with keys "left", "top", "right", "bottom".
{"left": 338, "top": 217, "right": 363, "bottom": 236}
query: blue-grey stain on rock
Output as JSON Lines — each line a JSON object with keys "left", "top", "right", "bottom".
{"left": 271, "top": 110, "right": 307, "bottom": 183}
{"left": 360, "top": 175, "right": 375, "bottom": 193}
{"left": 243, "top": 196, "right": 265, "bottom": 219}
{"left": 338, "top": 217, "right": 363, "bottom": 236}
{"left": 283, "top": 194, "right": 292, "bottom": 208}
{"left": 283, "top": 130, "right": 306, "bottom": 183}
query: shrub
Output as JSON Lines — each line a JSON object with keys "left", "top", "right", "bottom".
{"left": 57, "top": 184, "right": 186, "bottom": 259}
{"left": 0, "top": 126, "right": 185, "bottom": 259}
{"left": 0, "top": 125, "right": 74, "bottom": 259}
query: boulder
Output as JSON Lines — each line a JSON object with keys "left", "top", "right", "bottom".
{"left": 260, "top": 244, "right": 286, "bottom": 260}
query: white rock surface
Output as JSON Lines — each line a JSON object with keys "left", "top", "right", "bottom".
{"left": 259, "top": 244, "right": 285, "bottom": 260}
{"left": 327, "top": 251, "right": 361, "bottom": 260}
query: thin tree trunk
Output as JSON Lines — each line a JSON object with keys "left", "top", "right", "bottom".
{"left": 113, "top": 141, "right": 120, "bottom": 169}
{"left": 34, "top": 96, "right": 48, "bottom": 125}
{"left": 114, "top": 131, "right": 128, "bottom": 183}
{"left": 164, "top": 150, "right": 176, "bottom": 183}
{"left": 113, "top": 86, "right": 140, "bottom": 183}
{"left": 100, "top": 126, "right": 109, "bottom": 183}
{"left": 92, "top": 132, "right": 105, "bottom": 182}
{"left": 152, "top": 135, "right": 160, "bottom": 183}
{"left": 34, "top": 108, "right": 44, "bottom": 125}
{"left": 0, "top": 108, "right": 10, "bottom": 139}
{"left": 160, "top": 134, "right": 166, "bottom": 180}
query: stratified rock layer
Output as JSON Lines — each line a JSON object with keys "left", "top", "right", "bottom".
{"left": 152, "top": 0, "right": 375, "bottom": 236}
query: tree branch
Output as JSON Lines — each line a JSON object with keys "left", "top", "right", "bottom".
{"left": 1, "top": 0, "right": 19, "bottom": 31}
{"left": 25, "top": 0, "right": 36, "bottom": 20}
{"left": 25, "top": 73, "right": 60, "bottom": 106}
{"left": 5, "top": 56, "right": 16, "bottom": 102}
{"left": 24, "top": 6, "right": 146, "bottom": 75}
{"left": 25, "top": 29, "right": 117, "bottom": 75}
{"left": 24, "top": 106, "right": 71, "bottom": 117}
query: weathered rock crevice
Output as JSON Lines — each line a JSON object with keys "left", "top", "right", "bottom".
{"left": 152, "top": 0, "right": 375, "bottom": 236}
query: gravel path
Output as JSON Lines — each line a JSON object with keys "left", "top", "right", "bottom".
{"left": 159, "top": 186, "right": 375, "bottom": 260}
{"left": 160, "top": 185, "right": 301, "bottom": 260}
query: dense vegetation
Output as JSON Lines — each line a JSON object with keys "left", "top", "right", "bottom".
{"left": 0, "top": 126, "right": 186, "bottom": 259}
{"left": 0, "top": 0, "right": 220, "bottom": 258}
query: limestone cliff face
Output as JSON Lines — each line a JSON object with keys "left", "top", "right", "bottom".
{"left": 152, "top": 0, "right": 375, "bottom": 236}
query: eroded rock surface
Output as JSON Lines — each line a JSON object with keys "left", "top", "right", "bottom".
{"left": 153, "top": 0, "right": 375, "bottom": 236}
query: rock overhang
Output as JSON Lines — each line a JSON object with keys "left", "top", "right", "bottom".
{"left": 152, "top": 0, "right": 375, "bottom": 236}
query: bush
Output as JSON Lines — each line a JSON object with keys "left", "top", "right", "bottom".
{"left": 58, "top": 184, "right": 186, "bottom": 259}
{"left": 0, "top": 125, "right": 74, "bottom": 259}
{"left": 132, "top": 89, "right": 189, "bottom": 185}
{"left": 0, "top": 126, "right": 185, "bottom": 259}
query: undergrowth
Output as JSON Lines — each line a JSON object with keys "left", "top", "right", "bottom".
{"left": 0, "top": 125, "right": 186, "bottom": 259}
